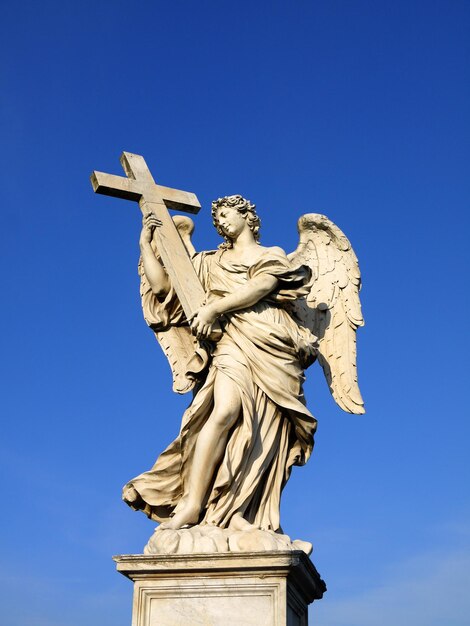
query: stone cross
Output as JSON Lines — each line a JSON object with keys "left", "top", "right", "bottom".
{"left": 91, "top": 152, "right": 209, "bottom": 324}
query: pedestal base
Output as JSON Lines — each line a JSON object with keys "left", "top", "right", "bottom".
{"left": 114, "top": 551, "right": 326, "bottom": 626}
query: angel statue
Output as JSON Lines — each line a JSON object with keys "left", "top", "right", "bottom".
{"left": 119, "top": 193, "right": 364, "bottom": 553}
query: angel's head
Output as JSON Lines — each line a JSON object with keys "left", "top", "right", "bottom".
{"left": 211, "top": 195, "right": 261, "bottom": 249}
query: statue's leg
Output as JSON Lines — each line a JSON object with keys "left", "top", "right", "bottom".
{"left": 160, "top": 370, "right": 241, "bottom": 530}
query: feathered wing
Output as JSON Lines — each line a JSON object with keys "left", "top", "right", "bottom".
{"left": 288, "top": 214, "right": 365, "bottom": 414}
{"left": 139, "top": 215, "right": 199, "bottom": 394}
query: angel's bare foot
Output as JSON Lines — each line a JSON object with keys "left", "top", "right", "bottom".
{"left": 172, "top": 496, "right": 188, "bottom": 515}
{"left": 229, "top": 512, "right": 259, "bottom": 531}
{"left": 159, "top": 502, "right": 200, "bottom": 530}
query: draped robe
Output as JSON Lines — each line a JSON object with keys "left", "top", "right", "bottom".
{"left": 123, "top": 247, "right": 318, "bottom": 532}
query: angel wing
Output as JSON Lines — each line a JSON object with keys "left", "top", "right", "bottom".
{"left": 288, "top": 214, "right": 365, "bottom": 414}
{"left": 139, "top": 215, "right": 199, "bottom": 394}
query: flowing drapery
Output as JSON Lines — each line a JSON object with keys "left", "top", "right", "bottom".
{"left": 124, "top": 248, "right": 317, "bottom": 531}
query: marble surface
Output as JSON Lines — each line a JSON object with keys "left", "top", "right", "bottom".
{"left": 143, "top": 524, "right": 313, "bottom": 556}
{"left": 114, "top": 551, "right": 326, "bottom": 626}
{"left": 92, "top": 156, "right": 364, "bottom": 538}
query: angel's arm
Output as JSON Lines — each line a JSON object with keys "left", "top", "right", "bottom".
{"left": 214, "top": 274, "right": 279, "bottom": 315}
{"left": 191, "top": 274, "right": 279, "bottom": 339}
{"left": 211, "top": 246, "right": 292, "bottom": 315}
{"left": 139, "top": 213, "right": 170, "bottom": 298}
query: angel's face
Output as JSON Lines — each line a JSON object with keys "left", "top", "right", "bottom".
{"left": 216, "top": 206, "right": 247, "bottom": 240}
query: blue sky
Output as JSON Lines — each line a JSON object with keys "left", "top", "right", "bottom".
{"left": 1, "top": 1, "right": 469, "bottom": 624}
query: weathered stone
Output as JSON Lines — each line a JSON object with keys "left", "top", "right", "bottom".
{"left": 114, "top": 551, "right": 326, "bottom": 626}
{"left": 143, "top": 525, "right": 312, "bottom": 556}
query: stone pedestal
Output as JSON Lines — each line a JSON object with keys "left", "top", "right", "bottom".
{"left": 114, "top": 551, "right": 326, "bottom": 626}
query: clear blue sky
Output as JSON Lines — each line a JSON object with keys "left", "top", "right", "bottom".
{"left": 1, "top": 1, "right": 469, "bottom": 625}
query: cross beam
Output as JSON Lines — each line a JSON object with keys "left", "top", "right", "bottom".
{"left": 91, "top": 152, "right": 211, "bottom": 328}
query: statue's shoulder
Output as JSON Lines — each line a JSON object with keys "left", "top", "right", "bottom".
{"left": 258, "top": 245, "right": 288, "bottom": 259}
{"left": 266, "top": 245, "right": 287, "bottom": 255}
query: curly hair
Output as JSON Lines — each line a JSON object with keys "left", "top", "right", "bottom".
{"left": 211, "top": 195, "right": 261, "bottom": 249}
